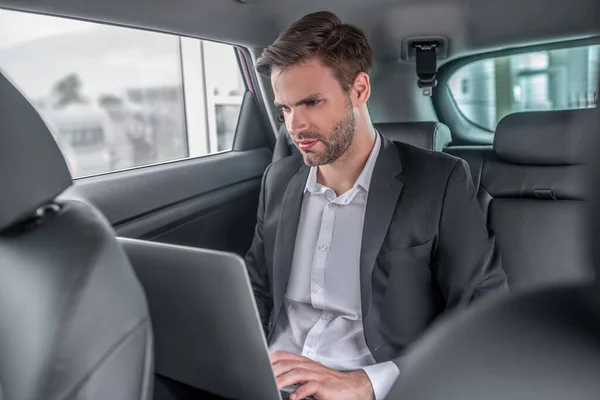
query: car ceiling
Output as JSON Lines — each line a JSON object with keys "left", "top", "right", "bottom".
{"left": 1, "top": 0, "right": 599, "bottom": 64}
{"left": 1, "top": 0, "right": 598, "bottom": 125}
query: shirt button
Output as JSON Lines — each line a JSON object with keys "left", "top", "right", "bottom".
{"left": 318, "top": 245, "right": 328, "bottom": 252}
{"left": 313, "top": 286, "right": 322, "bottom": 294}
{"left": 306, "top": 351, "right": 314, "bottom": 358}
{"left": 328, "top": 203, "right": 337, "bottom": 209}
{"left": 322, "top": 313, "right": 331, "bottom": 321}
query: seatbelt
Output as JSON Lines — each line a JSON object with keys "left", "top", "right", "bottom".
{"left": 414, "top": 42, "right": 439, "bottom": 97}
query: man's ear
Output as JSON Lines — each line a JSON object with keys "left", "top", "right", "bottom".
{"left": 351, "top": 72, "right": 371, "bottom": 106}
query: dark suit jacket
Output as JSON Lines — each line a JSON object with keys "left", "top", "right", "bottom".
{"left": 245, "top": 135, "right": 508, "bottom": 363}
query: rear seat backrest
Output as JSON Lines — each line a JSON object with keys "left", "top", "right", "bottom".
{"left": 374, "top": 122, "right": 451, "bottom": 151}
{"left": 444, "top": 145, "right": 491, "bottom": 190}
{"left": 271, "top": 121, "right": 452, "bottom": 163}
{"left": 479, "top": 109, "right": 595, "bottom": 290}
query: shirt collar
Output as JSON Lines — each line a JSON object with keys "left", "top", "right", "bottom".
{"left": 304, "top": 130, "right": 382, "bottom": 194}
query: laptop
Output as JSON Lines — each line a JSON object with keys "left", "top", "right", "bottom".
{"left": 118, "top": 237, "right": 315, "bottom": 400}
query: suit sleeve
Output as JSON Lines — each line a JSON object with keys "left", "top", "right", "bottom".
{"left": 244, "top": 164, "right": 274, "bottom": 333}
{"left": 434, "top": 159, "right": 509, "bottom": 309}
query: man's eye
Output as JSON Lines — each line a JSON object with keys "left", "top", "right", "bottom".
{"left": 306, "top": 100, "right": 320, "bottom": 107}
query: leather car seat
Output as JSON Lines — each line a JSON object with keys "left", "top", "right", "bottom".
{"left": 385, "top": 105, "right": 600, "bottom": 400}
{"left": 0, "top": 71, "right": 154, "bottom": 400}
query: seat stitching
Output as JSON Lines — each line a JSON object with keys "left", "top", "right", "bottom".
{"left": 63, "top": 317, "right": 152, "bottom": 400}
{"left": 40, "top": 203, "right": 104, "bottom": 396}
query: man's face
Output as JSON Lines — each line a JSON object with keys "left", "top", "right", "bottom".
{"left": 272, "top": 58, "right": 357, "bottom": 167}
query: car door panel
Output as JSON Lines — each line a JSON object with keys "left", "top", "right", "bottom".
{"left": 60, "top": 93, "right": 273, "bottom": 256}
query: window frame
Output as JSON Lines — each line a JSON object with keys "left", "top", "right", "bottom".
{"left": 179, "top": 36, "right": 250, "bottom": 159}
{"left": 0, "top": 8, "right": 261, "bottom": 179}
{"left": 433, "top": 36, "right": 600, "bottom": 146}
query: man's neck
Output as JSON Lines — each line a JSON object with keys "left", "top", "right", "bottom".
{"left": 317, "top": 125, "right": 377, "bottom": 196}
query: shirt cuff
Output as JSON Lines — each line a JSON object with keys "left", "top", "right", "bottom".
{"left": 362, "top": 361, "right": 401, "bottom": 400}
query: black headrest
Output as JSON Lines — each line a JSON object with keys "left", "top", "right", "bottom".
{"left": 494, "top": 108, "right": 596, "bottom": 165}
{"left": 375, "top": 122, "right": 451, "bottom": 151}
{"left": 0, "top": 71, "right": 72, "bottom": 232}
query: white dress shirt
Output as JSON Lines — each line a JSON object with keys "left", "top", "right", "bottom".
{"left": 268, "top": 132, "right": 400, "bottom": 400}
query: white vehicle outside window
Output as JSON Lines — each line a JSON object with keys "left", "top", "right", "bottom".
{"left": 0, "top": 9, "right": 246, "bottom": 178}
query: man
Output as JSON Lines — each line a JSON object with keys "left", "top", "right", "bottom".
{"left": 245, "top": 11, "right": 508, "bottom": 400}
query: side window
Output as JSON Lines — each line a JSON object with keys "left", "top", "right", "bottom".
{"left": 0, "top": 9, "right": 246, "bottom": 178}
{"left": 448, "top": 44, "right": 599, "bottom": 132}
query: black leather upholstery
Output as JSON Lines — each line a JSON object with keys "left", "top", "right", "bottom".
{"left": 271, "top": 121, "right": 452, "bottom": 163}
{"left": 386, "top": 283, "right": 600, "bottom": 400}
{"left": 482, "top": 153, "right": 585, "bottom": 200}
{"left": 444, "top": 146, "right": 491, "bottom": 189}
{"left": 494, "top": 109, "right": 594, "bottom": 165}
{"left": 489, "top": 197, "right": 589, "bottom": 286}
{"left": 446, "top": 112, "right": 593, "bottom": 291}
{"left": 445, "top": 109, "right": 595, "bottom": 290}
{"left": 478, "top": 110, "right": 594, "bottom": 290}
{"left": 387, "top": 101, "right": 600, "bottom": 400}
{"left": 375, "top": 122, "right": 451, "bottom": 151}
{"left": 0, "top": 70, "right": 154, "bottom": 400}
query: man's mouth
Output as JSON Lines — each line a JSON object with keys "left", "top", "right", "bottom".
{"left": 297, "top": 139, "right": 319, "bottom": 151}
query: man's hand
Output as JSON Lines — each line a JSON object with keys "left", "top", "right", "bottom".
{"left": 270, "top": 350, "right": 375, "bottom": 400}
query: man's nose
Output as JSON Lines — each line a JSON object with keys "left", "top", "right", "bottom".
{"left": 286, "top": 110, "right": 309, "bottom": 137}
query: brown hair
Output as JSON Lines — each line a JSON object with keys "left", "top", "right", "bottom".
{"left": 255, "top": 11, "right": 373, "bottom": 92}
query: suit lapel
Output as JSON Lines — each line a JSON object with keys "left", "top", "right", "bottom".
{"left": 272, "top": 164, "right": 310, "bottom": 317}
{"left": 360, "top": 136, "right": 404, "bottom": 317}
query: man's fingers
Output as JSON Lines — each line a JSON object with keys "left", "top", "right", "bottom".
{"left": 290, "top": 381, "right": 321, "bottom": 400}
{"left": 270, "top": 350, "right": 311, "bottom": 365}
{"left": 276, "top": 367, "right": 322, "bottom": 389}
{"left": 272, "top": 360, "right": 314, "bottom": 379}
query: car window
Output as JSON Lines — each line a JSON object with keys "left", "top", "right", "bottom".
{"left": 0, "top": 9, "right": 246, "bottom": 178}
{"left": 448, "top": 44, "right": 599, "bottom": 132}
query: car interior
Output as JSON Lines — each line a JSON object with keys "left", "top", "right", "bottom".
{"left": 385, "top": 83, "right": 600, "bottom": 400}
{"left": 0, "top": 0, "right": 598, "bottom": 399}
